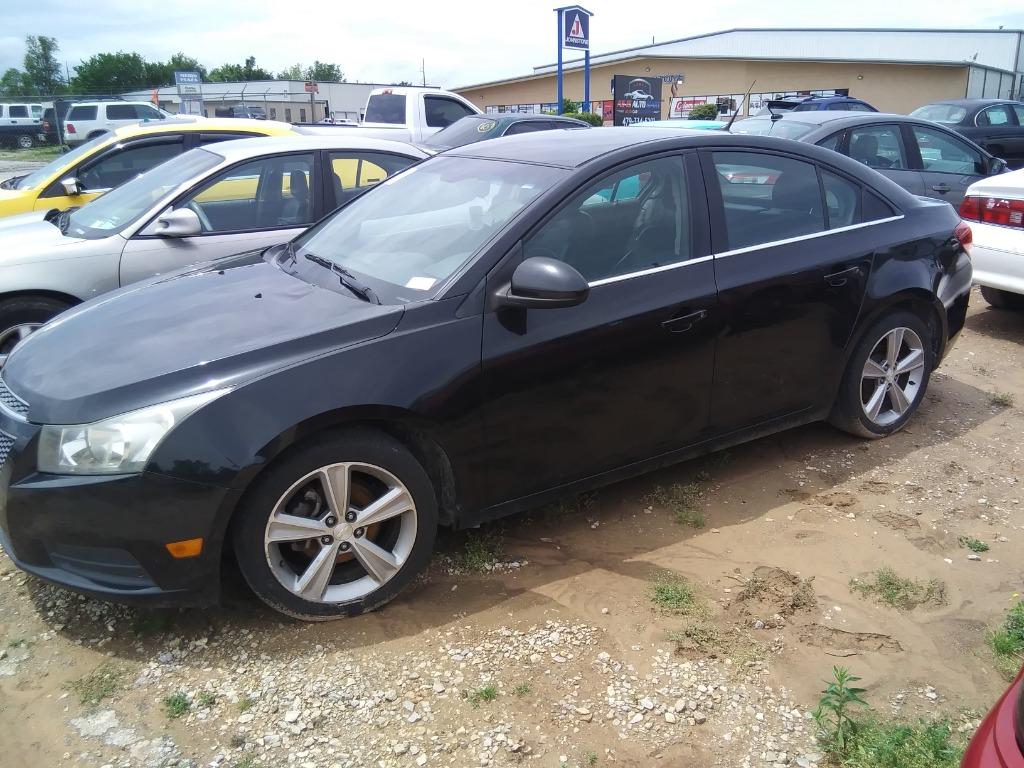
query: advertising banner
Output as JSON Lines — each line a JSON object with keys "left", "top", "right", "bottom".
{"left": 612, "top": 75, "right": 662, "bottom": 126}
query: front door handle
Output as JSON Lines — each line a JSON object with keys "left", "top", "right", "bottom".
{"left": 824, "top": 266, "right": 861, "bottom": 287}
{"left": 931, "top": 182, "right": 951, "bottom": 194}
{"left": 662, "top": 309, "right": 707, "bottom": 333}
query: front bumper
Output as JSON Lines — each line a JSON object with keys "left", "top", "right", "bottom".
{"left": 0, "top": 412, "right": 238, "bottom": 606}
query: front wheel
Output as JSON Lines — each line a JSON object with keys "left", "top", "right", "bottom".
{"left": 16, "top": 133, "right": 35, "bottom": 150}
{"left": 232, "top": 429, "right": 438, "bottom": 620}
{"left": 829, "top": 311, "right": 934, "bottom": 438}
{"left": 0, "top": 296, "right": 71, "bottom": 369}
{"left": 980, "top": 285, "right": 1024, "bottom": 311}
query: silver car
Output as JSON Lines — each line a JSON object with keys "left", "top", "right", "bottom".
{"left": 0, "top": 135, "right": 429, "bottom": 364}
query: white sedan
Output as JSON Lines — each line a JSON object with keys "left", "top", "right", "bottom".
{"left": 961, "top": 168, "right": 1024, "bottom": 310}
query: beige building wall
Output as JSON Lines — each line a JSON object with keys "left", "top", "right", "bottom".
{"left": 457, "top": 58, "right": 969, "bottom": 117}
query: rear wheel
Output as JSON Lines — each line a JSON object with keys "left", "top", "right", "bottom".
{"left": 980, "top": 285, "right": 1024, "bottom": 310}
{"left": 15, "top": 133, "right": 34, "bottom": 150}
{"left": 232, "top": 429, "right": 438, "bottom": 620}
{"left": 829, "top": 311, "right": 934, "bottom": 438}
{"left": 0, "top": 296, "right": 71, "bottom": 369}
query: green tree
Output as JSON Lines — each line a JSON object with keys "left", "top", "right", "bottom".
{"left": 0, "top": 68, "right": 31, "bottom": 97}
{"left": 146, "top": 53, "right": 207, "bottom": 86}
{"left": 277, "top": 63, "right": 304, "bottom": 80}
{"left": 305, "top": 61, "right": 344, "bottom": 82}
{"left": 23, "top": 35, "right": 63, "bottom": 94}
{"left": 73, "top": 52, "right": 148, "bottom": 92}
{"left": 208, "top": 56, "right": 273, "bottom": 82}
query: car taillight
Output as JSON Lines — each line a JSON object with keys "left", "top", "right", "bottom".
{"left": 65, "top": 123, "right": 76, "bottom": 134}
{"left": 954, "top": 221, "right": 972, "bottom": 255}
{"left": 959, "top": 195, "right": 1024, "bottom": 228}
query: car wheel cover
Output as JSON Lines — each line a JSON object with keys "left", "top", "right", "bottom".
{"left": 0, "top": 323, "right": 41, "bottom": 368}
{"left": 860, "top": 326, "right": 925, "bottom": 427}
{"left": 263, "top": 462, "right": 417, "bottom": 604}
{"left": 17, "top": 135, "right": 33, "bottom": 148}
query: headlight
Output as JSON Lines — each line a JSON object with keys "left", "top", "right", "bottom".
{"left": 37, "top": 389, "right": 229, "bottom": 475}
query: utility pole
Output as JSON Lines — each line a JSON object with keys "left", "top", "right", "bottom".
{"left": 421, "top": 58, "right": 426, "bottom": 87}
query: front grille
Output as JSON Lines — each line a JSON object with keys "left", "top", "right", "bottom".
{"left": 0, "top": 431, "right": 14, "bottom": 467}
{"left": 0, "top": 378, "right": 27, "bottom": 418}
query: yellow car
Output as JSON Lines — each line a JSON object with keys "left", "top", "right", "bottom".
{"left": 0, "top": 118, "right": 297, "bottom": 219}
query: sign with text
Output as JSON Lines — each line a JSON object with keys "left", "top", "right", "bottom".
{"left": 304, "top": 81, "right": 319, "bottom": 93}
{"left": 562, "top": 7, "right": 590, "bottom": 50}
{"left": 173, "top": 70, "right": 203, "bottom": 116}
{"left": 612, "top": 75, "right": 662, "bottom": 126}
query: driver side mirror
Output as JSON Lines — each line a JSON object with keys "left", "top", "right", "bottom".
{"left": 496, "top": 256, "right": 590, "bottom": 310}
{"left": 153, "top": 208, "right": 202, "bottom": 238}
{"left": 988, "top": 157, "right": 1008, "bottom": 175}
{"left": 59, "top": 177, "right": 82, "bottom": 196}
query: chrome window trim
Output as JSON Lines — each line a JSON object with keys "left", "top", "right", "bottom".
{"left": 588, "top": 255, "right": 714, "bottom": 287}
{"left": 713, "top": 215, "right": 905, "bottom": 259}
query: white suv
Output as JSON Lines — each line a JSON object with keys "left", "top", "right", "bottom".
{"left": 63, "top": 102, "right": 171, "bottom": 145}
{"left": 0, "top": 104, "right": 45, "bottom": 149}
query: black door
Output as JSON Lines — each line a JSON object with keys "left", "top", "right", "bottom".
{"left": 479, "top": 154, "right": 718, "bottom": 504}
{"left": 702, "top": 149, "right": 883, "bottom": 433}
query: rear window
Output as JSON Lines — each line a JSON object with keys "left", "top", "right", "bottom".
{"left": 9, "top": 105, "right": 29, "bottom": 118}
{"left": 909, "top": 104, "right": 967, "bottom": 124}
{"left": 68, "top": 105, "right": 98, "bottom": 120}
{"left": 730, "top": 118, "right": 817, "bottom": 140}
{"left": 364, "top": 93, "right": 406, "bottom": 124}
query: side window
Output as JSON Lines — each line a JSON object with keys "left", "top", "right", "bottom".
{"left": 68, "top": 105, "right": 97, "bottom": 121}
{"left": 712, "top": 151, "right": 824, "bottom": 250}
{"left": 505, "top": 121, "right": 550, "bottom": 136}
{"left": 184, "top": 152, "right": 315, "bottom": 232}
{"left": 911, "top": 125, "right": 985, "bottom": 175}
{"left": 78, "top": 140, "right": 184, "bottom": 191}
{"left": 1013, "top": 105, "right": 1024, "bottom": 124}
{"left": 847, "top": 125, "right": 908, "bottom": 170}
{"left": 9, "top": 105, "right": 29, "bottom": 118}
{"left": 199, "top": 132, "right": 263, "bottom": 145}
{"left": 817, "top": 131, "right": 844, "bottom": 152}
{"left": 524, "top": 156, "right": 689, "bottom": 282}
{"left": 978, "top": 105, "right": 1013, "bottom": 126}
{"left": 135, "top": 105, "right": 164, "bottom": 120}
{"left": 424, "top": 96, "right": 475, "bottom": 128}
{"left": 328, "top": 151, "right": 416, "bottom": 207}
{"left": 863, "top": 190, "right": 895, "bottom": 222}
{"left": 821, "top": 170, "right": 861, "bottom": 229}
{"left": 845, "top": 103, "right": 874, "bottom": 112}
{"left": 105, "top": 104, "right": 138, "bottom": 120}
{"left": 31, "top": 105, "right": 43, "bottom": 118}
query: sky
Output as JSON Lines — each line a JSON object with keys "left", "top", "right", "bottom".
{"left": 2, "top": 0, "right": 1024, "bottom": 89}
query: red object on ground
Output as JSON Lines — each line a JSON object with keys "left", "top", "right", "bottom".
{"left": 962, "top": 665, "right": 1024, "bottom": 767}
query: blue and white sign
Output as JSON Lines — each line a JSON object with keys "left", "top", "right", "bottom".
{"left": 562, "top": 7, "right": 590, "bottom": 50}
{"left": 174, "top": 71, "right": 201, "bottom": 87}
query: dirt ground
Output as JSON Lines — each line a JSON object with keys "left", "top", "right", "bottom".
{"left": 1, "top": 288, "right": 1022, "bottom": 768}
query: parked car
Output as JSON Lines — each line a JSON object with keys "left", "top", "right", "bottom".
{"left": 40, "top": 107, "right": 60, "bottom": 145}
{"left": 424, "top": 113, "right": 588, "bottom": 150}
{"left": 0, "top": 103, "right": 45, "bottom": 149}
{"left": 910, "top": 99, "right": 1024, "bottom": 162}
{"left": 731, "top": 111, "right": 1008, "bottom": 206}
{"left": 960, "top": 663, "right": 1024, "bottom": 767}
{"left": 754, "top": 95, "right": 877, "bottom": 116}
{"left": 0, "top": 134, "right": 426, "bottom": 365}
{"left": 0, "top": 118, "right": 296, "bottom": 219}
{"left": 632, "top": 119, "right": 727, "bottom": 130}
{"left": 356, "top": 87, "right": 481, "bottom": 142}
{"left": 214, "top": 105, "right": 267, "bottom": 120}
{"left": 62, "top": 101, "right": 174, "bottom": 146}
{"left": 959, "top": 167, "right": 1024, "bottom": 309}
{"left": 0, "top": 128, "right": 972, "bottom": 619}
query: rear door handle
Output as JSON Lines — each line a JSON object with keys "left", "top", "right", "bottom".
{"left": 824, "top": 266, "right": 861, "bottom": 287}
{"left": 662, "top": 309, "right": 707, "bottom": 333}
{"left": 931, "top": 182, "right": 951, "bottom": 193}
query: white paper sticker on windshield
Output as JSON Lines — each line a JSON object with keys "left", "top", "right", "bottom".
{"left": 405, "top": 276, "right": 437, "bottom": 290}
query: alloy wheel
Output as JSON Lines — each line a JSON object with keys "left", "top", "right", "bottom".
{"left": 263, "top": 462, "right": 418, "bottom": 604}
{"left": 860, "top": 326, "right": 925, "bottom": 427}
{"left": 16, "top": 134, "right": 33, "bottom": 149}
{"left": 0, "top": 323, "right": 41, "bottom": 369}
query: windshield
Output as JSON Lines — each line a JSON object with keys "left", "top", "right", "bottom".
{"left": 66, "top": 148, "right": 222, "bottom": 240}
{"left": 292, "top": 156, "right": 566, "bottom": 301}
{"left": 13, "top": 134, "right": 112, "bottom": 190}
{"left": 909, "top": 104, "right": 968, "bottom": 124}
{"left": 424, "top": 117, "right": 502, "bottom": 148}
{"left": 730, "top": 118, "right": 817, "bottom": 140}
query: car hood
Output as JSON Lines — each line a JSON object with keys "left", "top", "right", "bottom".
{"left": 0, "top": 211, "right": 90, "bottom": 263}
{"left": 3, "top": 253, "right": 404, "bottom": 424}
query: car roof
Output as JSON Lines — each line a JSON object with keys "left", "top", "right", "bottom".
{"left": 740, "top": 111, "right": 912, "bottom": 127}
{"left": 928, "top": 98, "right": 1023, "bottom": 107}
{"left": 200, "top": 134, "right": 432, "bottom": 162}
{"left": 110, "top": 118, "right": 296, "bottom": 140}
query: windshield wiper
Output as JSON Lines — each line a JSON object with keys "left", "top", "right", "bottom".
{"left": 303, "top": 252, "right": 382, "bottom": 305}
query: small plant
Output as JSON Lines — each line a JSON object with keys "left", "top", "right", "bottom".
{"left": 233, "top": 758, "right": 257, "bottom": 768}
{"left": 164, "top": 692, "right": 191, "bottom": 719}
{"left": 649, "top": 571, "right": 700, "bottom": 614}
{"left": 229, "top": 734, "right": 246, "bottom": 748}
{"left": 958, "top": 536, "right": 989, "bottom": 553}
{"left": 453, "top": 530, "right": 504, "bottom": 574}
{"left": 585, "top": 751, "right": 599, "bottom": 765}
{"left": 813, "top": 666, "right": 868, "bottom": 755}
{"left": 838, "top": 717, "right": 966, "bottom": 768}
{"left": 7, "top": 638, "right": 27, "bottom": 648}
{"left": 237, "top": 696, "right": 256, "bottom": 713}
{"left": 197, "top": 691, "right": 217, "bottom": 707}
{"left": 990, "top": 601, "right": 1024, "bottom": 679}
{"left": 990, "top": 391, "right": 1015, "bottom": 408}
{"left": 643, "top": 483, "right": 706, "bottom": 527}
{"left": 67, "top": 661, "right": 124, "bottom": 706}
{"left": 513, "top": 683, "right": 531, "bottom": 697}
{"left": 850, "top": 567, "right": 942, "bottom": 609}
{"left": 468, "top": 684, "right": 498, "bottom": 708}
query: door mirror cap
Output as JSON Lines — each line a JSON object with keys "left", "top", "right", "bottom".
{"left": 59, "top": 177, "right": 82, "bottom": 196}
{"left": 498, "top": 256, "right": 590, "bottom": 310}
{"left": 153, "top": 207, "right": 202, "bottom": 238}
{"left": 988, "top": 157, "right": 1009, "bottom": 175}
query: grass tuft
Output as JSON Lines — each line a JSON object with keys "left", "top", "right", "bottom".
{"left": 649, "top": 572, "right": 701, "bottom": 614}
{"left": 513, "top": 683, "right": 531, "bottom": 697}
{"left": 468, "top": 684, "right": 498, "bottom": 708}
{"left": 164, "top": 691, "right": 190, "bottom": 719}
{"left": 990, "top": 391, "right": 1015, "bottom": 408}
{"left": 66, "top": 661, "right": 124, "bottom": 706}
{"left": 643, "top": 483, "right": 706, "bottom": 527}
{"left": 453, "top": 530, "right": 504, "bottom": 574}
{"left": 850, "top": 567, "right": 943, "bottom": 610}
{"left": 836, "top": 717, "right": 966, "bottom": 768}
{"left": 197, "top": 691, "right": 216, "bottom": 707}
{"left": 237, "top": 696, "right": 256, "bottom": 713}
{"left": 990, "top": 600, "right": 1024, "bottom": 679}
{"left": 958, "top": 536, "right": 989, "bottom": 553}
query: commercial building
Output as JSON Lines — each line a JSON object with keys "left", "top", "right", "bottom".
{"left": 455, "top": 27, "right": 1024, "bottom": 121}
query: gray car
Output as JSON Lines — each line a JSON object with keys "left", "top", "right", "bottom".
{"left": 731, "top": 111, "right": 1008, "bottom": 206}
{"left": 0, "top": 135, "right": 428, "bottom": 365}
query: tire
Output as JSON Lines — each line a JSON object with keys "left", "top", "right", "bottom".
{"left": 980, "top": 285, "right": 1024, "bottom": 311}
{"left": 0, "top": 296, "right": 71, "bottom": 368}
{"left": 15, "top": 133, "right": 34, "bottom": 150}
{"left": 829, "top": 310, "right": 934, "bottom": 439}
{"left": 232, "top": 428, "right": 438, "bottom": 620}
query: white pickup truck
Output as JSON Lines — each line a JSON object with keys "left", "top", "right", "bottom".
{"left": 320, "top": 87, "right": 482, "bottom": 143}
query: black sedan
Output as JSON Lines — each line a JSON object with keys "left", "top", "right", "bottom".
{"left": 731, "top": 111, "right": 1008, "bottom": 207}
{"left": 423, "top": 113, "right": 589, "bottom": 150}
{"left": 910, "top": 99, "right": 1024, "bottom": 163}
{"left": 0, "top": 128, "right": 972, "bottom": 620}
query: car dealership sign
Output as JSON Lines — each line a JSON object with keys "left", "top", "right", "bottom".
{"left": 562, "top": 7, "right": 590, "bottom": 50}
{"left": 613, "top": 75, "right": 663, "bottom": 125}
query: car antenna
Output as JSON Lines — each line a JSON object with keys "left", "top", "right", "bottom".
{"left": 722, "top": 80, "right": 756, "bottom": 132}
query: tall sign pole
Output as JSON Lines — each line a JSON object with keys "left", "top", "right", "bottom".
{"left": 555, "top": 5, "right": 593, "bottom": 114}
